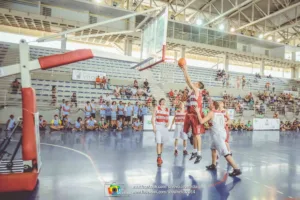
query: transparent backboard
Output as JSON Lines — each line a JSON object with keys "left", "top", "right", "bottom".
{"left": 140, "top": 7, "right": 168, "bottom": 62}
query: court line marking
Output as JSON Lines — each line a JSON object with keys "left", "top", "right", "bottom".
{"left": 38, "top": 142, "right": 112, "bottom": 200}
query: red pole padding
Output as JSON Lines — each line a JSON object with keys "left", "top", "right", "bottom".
{"left": 22, "top": 88, "right": 37, "bottom": 161}
{"left": 38, "top": 49, "right": 94, "bottom": 69}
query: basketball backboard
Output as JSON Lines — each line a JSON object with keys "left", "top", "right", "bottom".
{"left": 132, "top": 7, "right": 168, "bottom": 71}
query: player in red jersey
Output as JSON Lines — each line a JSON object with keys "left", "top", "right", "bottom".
{"left": 181, "top": 64, "right": 205, "bottom": 164}
{"left": 152, "top": 98, "right": 169, "bottom": 167}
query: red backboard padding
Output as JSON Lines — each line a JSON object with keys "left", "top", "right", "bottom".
{"left": 38, "top": 49, "right": 94, "bottom": 69}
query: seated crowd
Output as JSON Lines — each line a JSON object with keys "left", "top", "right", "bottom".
{"left": 279, "top": 118, "right": 300, "bottom": 131}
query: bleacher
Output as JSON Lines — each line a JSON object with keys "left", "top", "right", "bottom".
{"left": 0, "top": 41, "right": 298, "bottom": 111}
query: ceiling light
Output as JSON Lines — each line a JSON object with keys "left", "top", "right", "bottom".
{"left": 267, "top": 36, "right": 272, "bottom": 41}
{"left": 196, "top": 19, "right": 203, "bottom": 25}
{"left": 230, "top": 27, "right": 235, "bottom": 32}
{"left": 258, "top": 34, "right": 263, "bottom": 39}
{"left": 219, "top": 24, "right": 225, "bottom": 30}
{"left": 276, "top": 38, "right": 281, "bottom": 42}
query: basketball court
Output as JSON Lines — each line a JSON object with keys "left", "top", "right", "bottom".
{"left": 1, "top": 128, "right": 300, "bottom": 200}
{"left": 0, "top": 1, "right": 300, "bottom": 200}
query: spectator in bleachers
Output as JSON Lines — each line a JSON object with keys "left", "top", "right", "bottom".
{"left": 132, "top": 118, "right": 142, "bottom": 131}
{"left": 125, "top": 86, "right": 132, "bottom": 99}
{"left": 144, "top": 79, "right": 149, "bottom": 88}
{"left": 267, "top": 74, "right": 272, "bottom": 78}
{"left": 12, "top": 78, "right": 20, "bottom": 94}
{"left": 62, "top": 115, "right": 72, "bottom": 131}
{"left": 73, "top": 117, "right": 84, "bottom": 131}
{"left": 111, "top": 101, "right": 118, "bottom": 127}
{"left": 273, "top": 111, "right": 279, "bottom": 118}
{"left": 50, "top": 114, "right": 63, "bottom": 131}
{"left": 39, "top": 115, "right": 47, "bottom": 131}
{"left": 62, "top": 101, "right": 71, "bottom": 116}
{"left": 99, "top": 102, "right": 106, "bottom": 119}
{"left": 51, "top": 86, "right": 57, "bottom": 106}
{"left": 101, "top": 76, "right": 106, "bottom": 89}
{"left": 133, "top": 102, "right": 139, "bottom": 117}
{"left": 95, "top": 76, "right": 102, "bottom": 88}
{"left": 265, "top": 82, "right": 270, "bottom": 91}
{"left": 114, "top": 86, "right": 120, "bottom": 98}
{"left": 236, "top": 76, "right": 240, "bottom": 89}
{"left": 117, "top": 101, "right": 125, "bottom": 122}
{"left": 169, "top": 89, "right": 174, "bottom": 99}
{"left": 91, "top": 99, "right": 96, "bottom": 118}
{"left": 131, "top": 86, "right": 137, "bottom": 98}
{"left": 98, "top": 117, "right": 109, "bottom": 131}
{"left": 146, "top": 95, "right": 152, "bottom": 107}
{"left": 85, "top": 101, "right": 92, "bottom": 118}
{"left": 71, "top": 92, "right": 77, "bottom": 108}
{"left": 85, "top": 116, "right": 98, "bottom": 131}
{"left": 292, "top": 118, "right": 300, "bottom": 131}
{"left": 141, "top": 104, "right": 149, "bottom": 122}
{"left": 105, "top": 102, "right": 111, "bottom": 125}
{"left": 120, "top": 86, "right": 126, "bottom": 99}
{"left": 107, "top": 79, "right": 111, "bottom": 90}
{"left": 5, "top": 115, "right": 16, "bottom": 131}
{"left": 59, "top": 99, "right": 65, "bottom": 118}
{"left": 125, "top": 102, "right": 133, "bottom": 126}
{"left": 138, "top": 104, "right": 143, "bottom": 122}
{"left": 137, "top": 87, "right": 144, "bottom": 100}
{"left": 116, "top": 118, "right": 123, "bottom": 131}
{"left": 242, "top": 76, "right": 246, "bottom": 89}
{"left": 103, "top": 93, "right": 112, "bottom": 103}
{"left": 272, "top": 82, "right": 275, "bottom": 92}
{"left": 134, "top": 79, "right": 138, "bottom": 88}
{"left": 99, "top": 95, "right": 104, "bottom": 105}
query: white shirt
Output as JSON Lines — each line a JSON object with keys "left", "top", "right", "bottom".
{"left": 104, "top": 95, "right": 112, "bottom": 102}
{"left": 131, "top": 88, "right": 137, "bottom": 95}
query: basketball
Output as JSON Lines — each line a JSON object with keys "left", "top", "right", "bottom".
{"left": 178, "top": 58, "right": 186, "bottom": 68}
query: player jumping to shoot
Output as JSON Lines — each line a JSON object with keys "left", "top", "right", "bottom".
{"left": 180, "top": 63, "right": 205, "bottom": 164}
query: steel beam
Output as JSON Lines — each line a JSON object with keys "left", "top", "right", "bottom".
{"left": 236, "top": 1, "right": 300, "bottom": 30}
{"left": 203, "top": 0, "right": 253, "bottom": 26}
{"left": 36, "top": 6, "right": 163, "bottom": 42}
{"left": 174, "top": 0, "right": 197, "bottom": 16}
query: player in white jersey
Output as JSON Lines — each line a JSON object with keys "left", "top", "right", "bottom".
{"left": 170, "top": 102, "right": 188, "bottom": 156}
{"left": 195, "top": 101, "right": 241, "bottom": 176}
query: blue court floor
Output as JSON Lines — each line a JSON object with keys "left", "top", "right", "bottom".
{"left": 1, "top": 128, "right": 300, "bottom": 200}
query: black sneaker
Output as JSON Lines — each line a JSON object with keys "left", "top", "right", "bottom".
{"left": 189, "top": 136, "right": 193, "bottom": 145}
{"left": 189, "top": 153, "right": 197, "bottom": 160}
{"left": 206, "top": 164, "right": 217, "bottom": 170}
{"left": 229, "top": 169, "right": 242, "bottom": 176}
{"left": 194, "top": 155, "right": 202, "bottom": 164}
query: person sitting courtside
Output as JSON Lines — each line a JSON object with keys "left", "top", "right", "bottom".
{"left": 85, "top": 116, "right": 98, "bottom": 131}
{"left": 50, "top": 114, "right": 64, "bottom": 131}
{"left": 39, "top": 115, "right": 47, "bottom": 131}
{"left": 95, "top": 75, "right": 102, "bottom": 88}
{"left": 5, "top": 115, "right": 16, "bottom": 131}
{"left": 132, "top": 118, "right": 142, "bottom": 131}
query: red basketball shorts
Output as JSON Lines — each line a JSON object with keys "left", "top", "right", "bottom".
{"left": 183, "top": 113, "right": 205, "bottom": 135}
{"left": 225, "top": 126, "right": 229, "bottom": 143}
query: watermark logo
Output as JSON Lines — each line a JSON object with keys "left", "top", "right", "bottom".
{"left": 104, "top": 182, "right": 130, "bottom": 197}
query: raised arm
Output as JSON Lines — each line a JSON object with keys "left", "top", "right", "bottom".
{"left": 181, "top": 65, "right": 198, "bottom": 94}
{"left": 196, "top": 110, "right": 213, "bottom": 124}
